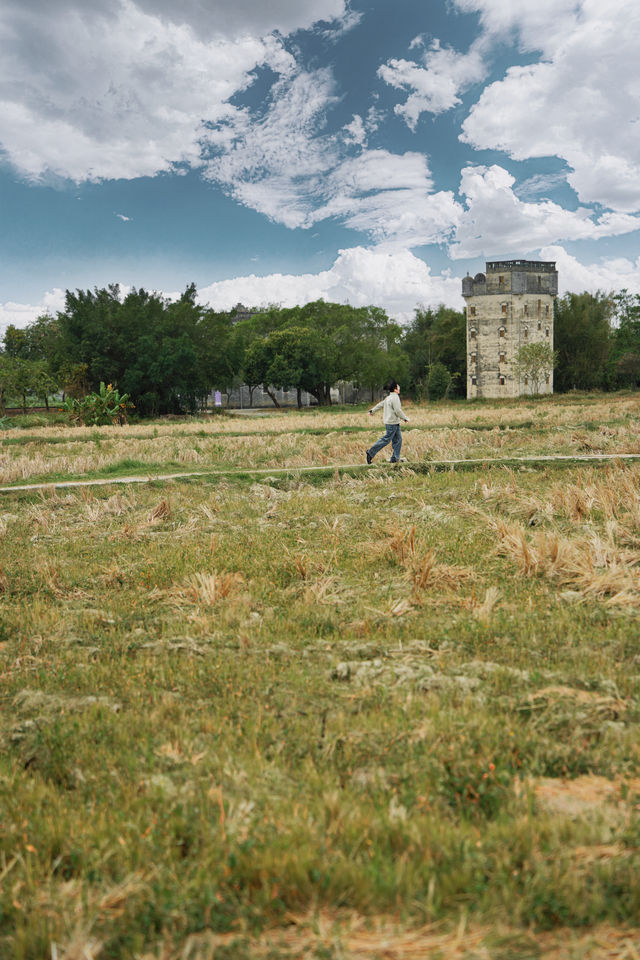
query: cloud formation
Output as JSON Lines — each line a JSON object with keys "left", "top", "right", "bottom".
{"left": 539, "top": 246, "right": 640, "bottom": 297}
{"left": 203, "top": 68, "right": 340, "bottom": 229}
{"left": 0, "top": 289, "right": 66, "bottom": 338}
{"left": 451, "top": 166, "right": 640, "bottom": 259}
{"left": 1, "top": 0, "right": 638, "bottom": 326}
{"left": 459, "top": 0, "right": 640, "bottom": 212}
{"left": 378, "top": 39, "right": 487, "bottom": 128}
{"left": 0, "top": 0, "right": 348, "bottom": 182}
{"left": 0, "top": 250, "right": 462, "bottom": 333}
{"left": 196, "top": 247, "right": 464, "bottom": 321}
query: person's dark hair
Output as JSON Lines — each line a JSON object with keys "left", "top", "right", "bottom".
{"left": 384, "top": 379, "right": 399, "bottom": 393}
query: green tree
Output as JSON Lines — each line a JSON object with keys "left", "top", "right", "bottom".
{"left": 512, "top": 342, "right": 557, "bottom": 394}
{"left": 425, "top": 362, "right": 461, "bottom": 401}
{"left": 3, "top": 326, "right": 29, "bottom": 359}
{"left": 238, "top": 300, "right": 408, "bottom": 405}
{"left": 3, "top": 319, "right": 63, "bottom": 409}
{"left": 609, "top": 291, "right": 640, "bottom": 388}
{"left": 53, "top": 284, "right": 215, "bottom": 416}
{"left": 243, "top": 327, "right": 331, "bottom": 407}
{"left": 554, "top": 292, "right": 612, "bottom": 392}
{"left": 402, "top": 305, "right": 466, "bottom": 398}
{"left": 0, "top": 355, "right": 18, "bottom": 415}
{"left": 195, "top": 307, "right": 242, "bottom": 403}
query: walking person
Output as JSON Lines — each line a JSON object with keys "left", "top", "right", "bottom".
{"left": 366, "top": 380, "right": 410, "bottom": 464}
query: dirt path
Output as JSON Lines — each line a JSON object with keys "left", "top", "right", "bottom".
{"left": 2, "top": 451, "right": 640, "bottom": 493}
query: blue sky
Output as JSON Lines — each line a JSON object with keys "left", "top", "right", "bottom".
{"left": 1, "top": 0, "right": 639, "bottom": 333}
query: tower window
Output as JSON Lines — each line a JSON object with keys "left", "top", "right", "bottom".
{"left": 524, "top": 327, "right": 529, "bottom": 339}
{"left": 471, "top": 376, "right": 477, "bottom": 385}
{"left": 538, "top": 321, "right": 542, "bottom": 331}
{"left": 545, "top": 328, "right": 550, "bottom": 337}
{"left": 499, "top": 326, "right": 506, "bottom": 338}
{"left": 501, "top": 303, "right": 507, "bottom": 315}
{"left": 469, "top": 306, "right": 476, "bottom": 316}
{"left": 524, "top": 376, "right": 529, "bottom": 385}
{"left": 537, "top": 300, "right": 542, "bottom": 314}
{"left": 524, "top": 304, "right": 528, "bottom": 316}
{"left": 499, "top": 375, "right": 506, "bottom": 385}
{"left": 470, "top": 328, "right": 477, "bottom": 340}
{"left": 545, "top": 305, "right": 550, "bottom": 316}
{"left": 499, "top": 351, "right": 506, "bottom": 363}
{"left": 545, "top": 375, "right": 550, "bottom": 385}
{"left": 499, "top": 275, "right": 504, "bottom": 284}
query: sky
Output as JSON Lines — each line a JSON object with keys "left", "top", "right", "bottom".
{"left": 1, "top": 0, "right": 639, "bottom": 335}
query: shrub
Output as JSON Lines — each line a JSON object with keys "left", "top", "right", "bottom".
{"left": 61, "top": 382, "right": 134, "bottom": 426}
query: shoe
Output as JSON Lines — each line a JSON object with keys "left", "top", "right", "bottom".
{"left": 389, "top": 457, "right": 407, "bottom": 463}
{"left": 366, "top": 450, "right": 373, "bottom": 464}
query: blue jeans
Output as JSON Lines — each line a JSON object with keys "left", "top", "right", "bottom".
{"left": 367, "top": 423, "right": 402, "bottom": 461}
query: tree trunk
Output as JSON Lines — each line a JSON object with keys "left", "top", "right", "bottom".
{"left": 296, "top": 386, "right": 302, "bottom": 409}
{"left": 264, "top": 385, "right": 281, "bottom": 408}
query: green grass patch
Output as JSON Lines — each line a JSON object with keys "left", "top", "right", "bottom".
{"left": 1, "top": 395, "right": 640, "bottom": 957}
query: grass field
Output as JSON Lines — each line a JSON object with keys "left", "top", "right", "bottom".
{"left": 1, "top": 394, "right": 640, "bottom": 959}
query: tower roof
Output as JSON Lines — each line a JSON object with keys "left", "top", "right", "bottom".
{"left": 486, "top": 259, "right": 556, "bottom": 273}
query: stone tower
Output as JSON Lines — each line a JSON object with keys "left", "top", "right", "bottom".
{"left": 462, "top": 260, "right": 558, "bottom": 399}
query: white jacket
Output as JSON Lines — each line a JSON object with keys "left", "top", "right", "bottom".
{"left": 371, "top": 392, "right": 408, "bottom": 424}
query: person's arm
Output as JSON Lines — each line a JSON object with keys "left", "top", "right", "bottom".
{"left": 368, "top": 399, "right": 384, "bottom": 416}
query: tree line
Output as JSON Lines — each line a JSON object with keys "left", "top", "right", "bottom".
{"left": 1, "top": 284, "right": 639, "bottom": 416}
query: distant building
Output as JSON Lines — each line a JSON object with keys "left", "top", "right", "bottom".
{"left": 230, "top": 303, "right": 256, "bottom": 325}
{"left": 462, "top": 260, "right": 558, "bottom": 399}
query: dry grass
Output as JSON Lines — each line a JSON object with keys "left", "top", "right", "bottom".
{"left": 136, "top": 914, "right": 640, "bottom": 960}
{"left": 3, "top": 396, "right": 640, "bottom": 957}
{"left": 532, "top": 775, "right": 640, "bottom": 819}
{"left": 384, "top": 526, "right": 476, "bottom": 604}
{"left": 188, "top": 570, "right": 245, "bottom": 605}
{"left": 491, "top": 517, "right": 640, "bottom": 605}
{"left": 4, "top": 392, "right": 640, "bottom": 484}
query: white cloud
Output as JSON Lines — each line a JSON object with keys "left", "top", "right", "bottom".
{"left": 453, "top": 0, "right": 582, "bottom": 55}
{"left": 0, "top": 0, "right": 347, "bottom": 183}
{"left": 341, "top": 108, "right": 383, "bottom": 149}
{"left": 115, "top": 213, "right": 132, "bottom": 221}
{"left": 450, "top": 165, "right": 640, "bottom": 259}
{"left": 203, "top": 69, "right": 340, "bottom": 229}
{"left": 0, "top": 289, "right": 66, "bottom": 338}
{"left": 196, "top": 247, "right": 464, "bottom": 322}
{"left": 133, "top": 0, "right": 349, "bottom": 39}
{"left": 342, "top": 115, "right": 367, "bottom": 147}
{"left": 459, "top": 0, "right": 640, "bottom": 212}
{"left": 319, "top": 6, "right": 363, "bottom": 39}
{"left": 2, "top": 250, "right": 464, "bottom": 334}
{"left": 514, "top": 173, "right": 569, "bottom": 201}
{"left": 539, "top": 246, "right": 640, "bottom": 297}
{"left": 314, "top": 150, "right": 461, "bottom": 247}
{"left": 204, "top": 75, "right": 462, "bottom": 247}
{"left": 378, "top": 39, "right": 487, "bottom": 128}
